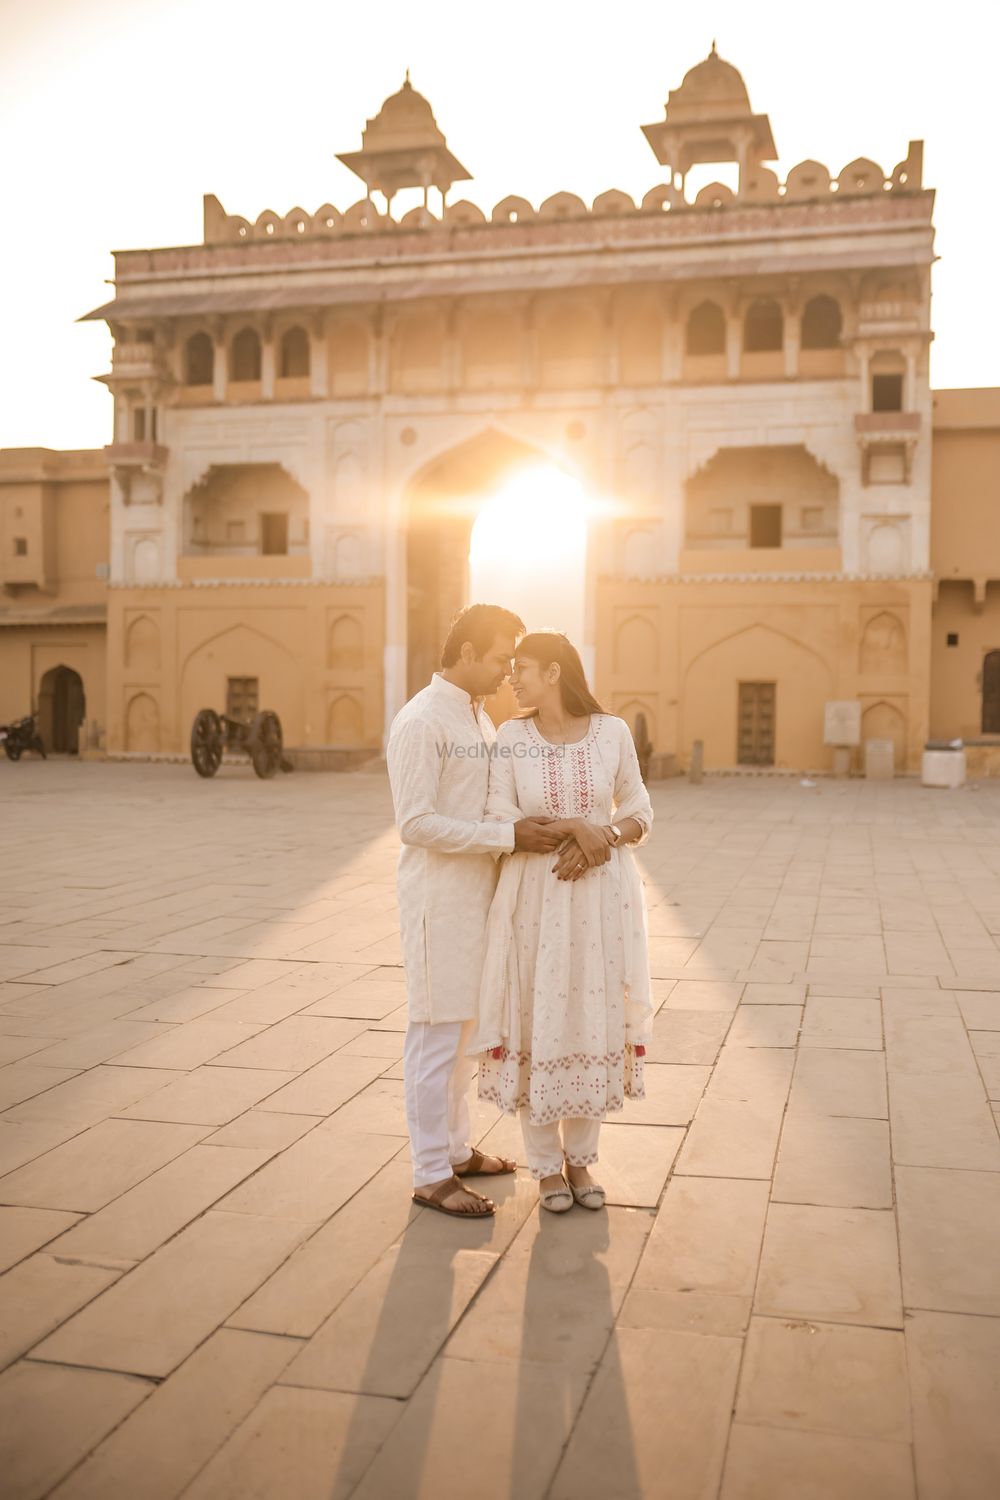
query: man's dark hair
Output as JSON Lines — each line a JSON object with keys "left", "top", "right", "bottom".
{"left": 440, "top": 603, "right": 525, "bottom": 668}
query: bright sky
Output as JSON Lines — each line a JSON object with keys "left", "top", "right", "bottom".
{"left": 1, "top": 0, "right": 997, "bottom": 451}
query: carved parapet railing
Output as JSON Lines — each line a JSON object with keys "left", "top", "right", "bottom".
{"left": 854, "top": 411, "right": 921, "bottom": 485}
{"left": 110, "top": 342, "right": 169, "bottom": 379}
{"left": 104, "top": 442, "right": 169, "bottom": 504}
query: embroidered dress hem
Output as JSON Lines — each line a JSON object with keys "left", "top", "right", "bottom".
{"left": 478, "top": 1041, "right": 646, "bottom": 1124}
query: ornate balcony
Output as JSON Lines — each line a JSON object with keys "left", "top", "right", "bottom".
{"left": 855, "top": 411, "right": 921, "bottom": 484}
{"left": 103, "top": 442, "right": 169, "bottom": 503}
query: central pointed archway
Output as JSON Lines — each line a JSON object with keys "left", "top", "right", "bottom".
{"left": 404, "top": 429, "right": 589, "bottom": 704}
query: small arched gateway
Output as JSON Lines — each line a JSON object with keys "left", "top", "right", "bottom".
{"left": 37, "top": 665, "right": 86, "bottom": 754}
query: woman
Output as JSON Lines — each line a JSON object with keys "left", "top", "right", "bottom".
{"left": 471, "top": 631, "right": 654, "bottom": 1212}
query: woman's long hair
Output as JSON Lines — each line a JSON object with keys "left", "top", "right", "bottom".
{"left": 515, "top": 630, "right": 607, "bottom": 719}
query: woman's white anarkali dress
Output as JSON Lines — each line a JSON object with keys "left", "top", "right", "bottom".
{"left": 473, "top": 713, "right": 654, "bottom": 1126}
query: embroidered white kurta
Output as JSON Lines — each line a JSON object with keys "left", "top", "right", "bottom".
{"left": 472, "top": 713, "right": 654, "bottom": 1123}
{"left": 387, "top": 674, "right": 515, "bottom": 1025}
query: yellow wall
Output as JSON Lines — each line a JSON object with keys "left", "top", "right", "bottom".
{"left": 596, "top": 577, "right": 932, "bottom": 773}
{"left": 105, "top": 583, "right": 384, "bottom": 755}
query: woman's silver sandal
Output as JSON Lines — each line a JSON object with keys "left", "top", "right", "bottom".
{"left": 569, "top": 1179, "right": 606, "bottom": 1211}
{"left": 540, "top": 1176, "right": 573, "bottom": 1213}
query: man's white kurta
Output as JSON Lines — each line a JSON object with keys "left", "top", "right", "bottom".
{"left": 387, "top": 674, "right": 515, "bottom": 1024}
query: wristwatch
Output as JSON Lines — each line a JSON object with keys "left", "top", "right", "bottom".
{"left": 609, "top": 824, "right": 623, "bottom": 846}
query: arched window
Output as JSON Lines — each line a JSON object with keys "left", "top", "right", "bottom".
{"left": 184, "top": 332, "right": 214, "bottom": 386}
{"left": 280, "top": 326, "right": 310, "bottom": 379}
{"left": 801, "top": 295, "right": 842, "bottom": 350}
{"left": 686, "top": 301, "right": 726, "bottom": 356}
{"left": 231, "top": 327, "right": 262, "bottom": 382}
{"left": 743, "top": 299, "right": 784, "bottom": 353}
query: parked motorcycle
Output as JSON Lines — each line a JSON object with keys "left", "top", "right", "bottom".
{"left": 0, "top": 714, "right": 46, "bottom": 761}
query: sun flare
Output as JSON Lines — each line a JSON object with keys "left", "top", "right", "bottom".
{"left": 468, "top": 465, "right": 590, "bottom": 643}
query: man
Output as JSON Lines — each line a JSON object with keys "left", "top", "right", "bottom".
{"left": 387, "top": 604, "right": 565, "bottom": 1218}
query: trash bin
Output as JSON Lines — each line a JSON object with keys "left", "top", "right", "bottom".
{"left": 921, "top": 740, "right": 966, "bottom": 789}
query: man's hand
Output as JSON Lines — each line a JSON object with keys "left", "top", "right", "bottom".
{"left": 513, "top": 816, "right": 564, "bottom": 853}
{"left": 552, "top": 822, "right": 614, "bottom": 880}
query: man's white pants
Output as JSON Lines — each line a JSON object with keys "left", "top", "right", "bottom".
{"left": 404, "top": 1019, "right": 476, "bottom": 1189}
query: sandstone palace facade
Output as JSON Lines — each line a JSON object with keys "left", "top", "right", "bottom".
{"left": 2, "top": 50, "right": 999, "bottom": 772}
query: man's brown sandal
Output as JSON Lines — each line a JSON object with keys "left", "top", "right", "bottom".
{"left": 412, "top": 1175, "right": 496, "bottom": 1218}
{"left": 453, "top": 1148, "right": 517, "bottom": 1178}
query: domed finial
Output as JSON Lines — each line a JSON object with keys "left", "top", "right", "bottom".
{"left": 404, "top": 67, "right": 411, "bottom": 87}
{"left": 710, "top": 39, "right": 717, "bottom": 55}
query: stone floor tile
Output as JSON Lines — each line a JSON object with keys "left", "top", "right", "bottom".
{"left": 676, "top": 1048, "right": 794, "bottom": 1178}
{"left": 0, "top": 1121, "right": 83, "bottom": 1177}
{"left": 743, "top": 982, "right": 807, "bottom": 1005}
{"left": 787, "top": 1047, "right": 888, "bottom": 1118}
{"left": 0, "top": 1361, "right": 151, "bottom": 1500}
{"left": 218, "top": 1126, "right": 402, "bottom": 1221}
{"left": 230, "top": 1160, "right": 416, "bottom": 1337}
{"left": 281, "top": 1233, "right": 499, "bottom": 1398}
{"left": 115, "top": 1063, "right": 298, "bottom": 1124}
{"left": 888, "top": 1072, "right": 1000, "bottom": 1169}
{"left": 754, "top": 1203, "right": 902, "bottom": 1327}
{"left": 727, "top": 1004, "right": 802, "bottom": 1047}
{"left": 208, "top": 1015, "right": 366, "bottom": 1071}
{"left": 0, "top": 1253, "right": 122, "bottom": 1368}
{"left": 107, "top": 1016, "right": 265, "bottom": 1070}
{"left": 593, "top": 1122, "right": 684, "bottom": 1206}
{"left": 205, "top": 1109, "right": 320, "bottom": 1150}
{"left": 896, "top": 1165, "right": 1000, "bottom": 1314}
{"left": 250, "top": 1050, "right": 387, "bottom": 1117}
{"left": 446, "top": 1205, "right": 649, "bottom": 1369}
{"left": 0, "top": 1063, "right": 81, "bottom": 1111}
{"left": 663, "top": 979, "right": 744, "bottom": 1012}
{"left": 180, "top": 1384, "right": 400, "bottom": 1500}
{"left": 772, "top": 1112, "right": 892, "bottom": 1207}
{"left": 0, "top": 1205, "right": 82, "bottom": 1273}
{"left": 650, "top": 1008, "right": 731, "bottom": 1064}
{"left": 49, "top": 1142, "right": 275, "bottom": 1263}
{"left": 735, "top": 1317, "right": 911, "bottom": 1441}
{"left": 906, "top": 1310, "right": 1000, "bottom": 1500}
{"left": 33, "top": 1209, "right": 313, "bottom": 1378}
{"left": 48, "top": 1327, "right": 301, "bottom": 1500}
{"left": 0, "top": 1036, "right": 50, "bottom": 1064}
{"left": 885, "top": 1014, "right": 980, "bottom": 1075}
{"left": 0, "top": 1118, "right": 207, "bottom": 1212}
{"left": 632, "top": 1176, "right": 769, "bottom": 1298}
{"left": 618, "top": 1286, "right": 752, "bottom": 1337}
{"left": 311, "top": 1077, "right": 407, "bottom": 1137}
{"left": 718, "top": 1424, "right": 915, "bottom": 1500}
{"left": 801, "top": 994, "right": 883, "bottom": 1045}
{"left": 129, "top": 984, "right": 242, "bottom": 1024}
{"left": 300, "top": 979, "right": 408, "bottom": 1020}
{"left": 337, "top": 1029, "right": 406, "bottom": 1059}
{"left": 4, "top": 1065, "right": 184, "bottom": 1127}
{"left": 955, "top": 991, "right": 1000, "bottom": 1029}
{"left": 616, "top": 1062, "right": 711, "bottom": 1125}
{"left": 355, "top": 1357, "right": 588, "bottom": 1500}
{"left": 21, "top": 1019, "right": 177, "bottom": 1070}
{"left": 550, "top": 1327, "right": 741, "bottom": 1500}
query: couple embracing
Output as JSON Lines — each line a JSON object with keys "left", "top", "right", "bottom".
{"left": 386, "top": 604, "right": 654, "bottom": 1219}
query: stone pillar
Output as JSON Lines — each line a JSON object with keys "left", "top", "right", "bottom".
{"left": 369, "top": 310, "right": 386, "bottom": 396}
{"left": 212, "top": 323, "right": 227, "bottom": 402}
{"left": 726, "top": 310, "right": 741, "bottom": 380}
{"left": 661, "top": 294, "right": 682, "bottom": 382}
{"left": 260, "top": 323, "right": 275, "bottom": 400}
{"left": 602, "top": 295, "right": 618, "bottom": 389}
{"left": 785, "top": 307, "right": 801, "bottom": 379}
{"left": 310, "top": 313, "right": 329, "bottom": 398}
{"left": 905, "top": 350, "right": 917, "bottom": 412}
{"left": 444, "top": 303, "right": 462, "bottom": 391}
{"left": 521, "top": 301, "right": 539, "bottom": 389}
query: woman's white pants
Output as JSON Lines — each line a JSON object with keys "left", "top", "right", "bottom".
{"left": 519, "top": 1115, "right": 602, "bottom": 1179}
{"left": 403, "top": 1019, "right": 476, "bottom": 1189}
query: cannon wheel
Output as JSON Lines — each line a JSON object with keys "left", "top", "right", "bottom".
{"left": 250, "top": 711, "right": 283, "bottom": 780}
{"left": 191, "top": 709, "right": 224, "bottom": 778}
{"left": 4, "top": 742, "right": 22, "bottom": 762}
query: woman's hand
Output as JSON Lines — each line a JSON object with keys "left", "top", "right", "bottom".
{"left": 513, "top": 816, "right": 564, "bottom": 853}
{"left": 551, "top": 820, "right": 614, "bottom": 881}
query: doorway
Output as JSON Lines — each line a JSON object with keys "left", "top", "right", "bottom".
{"left": 38, "top": 666, "right": 86, "bottom": 754}
{"left": 983, "top": 650, "right": 1000, "bottom": 734}
{"left": 737, "top": 681, "right": 776, "bottom": 765}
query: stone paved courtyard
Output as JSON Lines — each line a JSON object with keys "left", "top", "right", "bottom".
{"left": 1, "top": 760, "right": 999, "bottom": 1499}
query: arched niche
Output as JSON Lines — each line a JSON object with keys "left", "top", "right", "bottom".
{"left": 859, "top": 612, "right": 907, "bottom": 675}
{"left": 125, "top": 614, "right": 160, "bottom": 671}
{"left": 125, "top": 692, "right": 160, "bottom": 753}
{"left": 329, "top": 614, "right": 364, "bottom": 671}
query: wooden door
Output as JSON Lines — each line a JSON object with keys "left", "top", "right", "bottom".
{"left": 738, "top": 681, "right": 776, "bottom": 765}
{"left": 983, "top": 651, "right": 1000, "bottom": 734}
